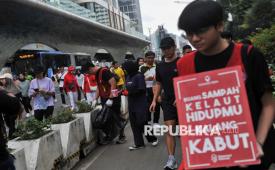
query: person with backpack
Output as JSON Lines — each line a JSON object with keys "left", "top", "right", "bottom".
{"left": 88, "top": 63, "right": 127, "bottom": 145}
{"left": 177, "top": 1, "right": 275, "bottom": 169}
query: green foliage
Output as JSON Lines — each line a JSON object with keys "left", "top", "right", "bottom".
{"left": 218, "top": 0, "right": 274, "bottom": 39}
{"left": 51, "top": 108, "right": 75, "bottom": 124}
{"left": 249, "top": 25, "right": 275, "bottom": 63}
{"left": 75, "top": 101, "right": 93, "bottom": 113}
{"left": 14, "top": 118, "right": 51, "bottom": 140}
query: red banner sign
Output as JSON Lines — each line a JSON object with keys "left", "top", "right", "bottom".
{"left": 174, "top": 66, "right": 260, "bottom": 169}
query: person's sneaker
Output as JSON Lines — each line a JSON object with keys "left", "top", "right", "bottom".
{"left": 128, "top": 145, "right": 145, "bottom": 151}
{"left": 54, "top": 99, "right": 58, "bottom": 103}
{"left": 151, "top": 139, "right": 158, "bottom": 147}
{"left": 164, "top": 157, "right": 178, "bottom": 169}
{"left": 25, "top": 113, "right": 31, "bottom": 118}
{"left": 116, "top": 136, "right": 127, "bottom": 144}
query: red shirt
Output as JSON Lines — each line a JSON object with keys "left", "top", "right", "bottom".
{"left": 63, "top": 73, "right": 79, "bottom": 92}
{"left": 83, "top": 74, "right": 97, "bottom": 93}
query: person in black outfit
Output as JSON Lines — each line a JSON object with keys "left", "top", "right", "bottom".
{"left": 150, "top": 37, "right": 180, "bottom": 169}
{"left": 124, "top": 61, "right": 158, "bottom": 150}
{"left": 177, "top": 1, "right": 275, "bottom": 169}
{"left": 0, "top": 90, "right": 22, "bottom": 170}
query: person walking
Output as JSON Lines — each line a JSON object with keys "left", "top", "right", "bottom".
{"left": 56, "top": 66, "right": 67, "bottom": 106}
{"left": 177, "top": 1, "right": 275, "bottom": 169}
{"left": 149, "top": 37, "right": 179, "bottom": 169}
{"left": 83, "top": 68, "right": 97, "bottom": 104}
{"left": 76, "top": 69, "right": 85, "bottom": 101}
{"left": 18, "top": 73, "right": 32, "bottom": 116}
{"left": 140, "top": 51, "right": 161, "bottom": 125}
{"left": 124, "top": 61, "right": 158, "bottom": 150}
{"left": 63, "top": 66, "right": 79, "bottom": 111}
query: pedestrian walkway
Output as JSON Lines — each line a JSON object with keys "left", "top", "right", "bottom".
{"left": 73, "top": 124, "right": 182, "bottom": 170}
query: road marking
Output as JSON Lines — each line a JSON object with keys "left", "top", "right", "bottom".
{"left": 81, "top": 145, "right": 110, "bottom": 170}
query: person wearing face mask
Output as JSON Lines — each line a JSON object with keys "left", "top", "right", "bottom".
{"left": 18, "top": 73, "right": 32, "bottom": 117}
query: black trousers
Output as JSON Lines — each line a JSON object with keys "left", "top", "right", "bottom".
{"left": 59, "top": 87, "right": 66, "bottom": 104}
{"left": 146, "top": 88, "right": 160, "bottom": 123}
{"left": 3, "top": 115, "right": 16, "bottom": 139}
{"left": 129, "top": 111, "right": 157, "bottom": 146}
{"left": 0, "top": 155, "right": 15, "bottom": 170}
{"left": 21, "top": 96, "right": 32, "bottom": 113}
{"left": 101, "top": 97, "right": 125, "bottom": 139}
{"left": 34, "top": 106, "right": 54, "bottom": 121}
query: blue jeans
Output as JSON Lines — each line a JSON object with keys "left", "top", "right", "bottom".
{"left": 0, "top": 155, "right": 15, "bottom": 170}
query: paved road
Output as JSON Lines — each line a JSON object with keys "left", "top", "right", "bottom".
{"left": 73, "top": 123, "right": 182, "bottom": 170}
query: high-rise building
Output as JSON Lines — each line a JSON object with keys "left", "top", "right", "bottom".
{"left": 118, "top": 0, "right": 143, "bottom": 33}
{"left": 74, "top": 0, "right": 131, "bottom": 32}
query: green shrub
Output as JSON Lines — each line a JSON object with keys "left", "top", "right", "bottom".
{"left": 14, "top": 118, "right": 51, "bottom": 140}
{"left": 51, "top": 108, "right": 75, "bottom": 124}
{"left": 75, "top": 101, "right": 93, "bottom": 113}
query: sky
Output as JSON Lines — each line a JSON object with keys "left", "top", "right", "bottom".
{"left": 139, "top": 0, "right": 193, "bottom": 36}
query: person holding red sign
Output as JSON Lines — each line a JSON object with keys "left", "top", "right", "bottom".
{"left": 177, "top": 1, "right": 275, "bottom": 170}
{"left": 150, "top": 37, "right": 180, "bottom": 170}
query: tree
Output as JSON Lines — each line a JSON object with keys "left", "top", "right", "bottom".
{"left": 249, "top": 25, "right": 275, "bottom": 64}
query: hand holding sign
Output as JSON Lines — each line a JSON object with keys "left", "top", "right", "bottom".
{"left": 174, "top": 66, "right": 260, "bottom": 169}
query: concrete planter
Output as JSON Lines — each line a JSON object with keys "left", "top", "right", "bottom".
{"left": 8, "top": 131, "right": 63, "bottom": 170}
{"left": 51, "top": 117, "right": 86, "bottom": 169}
{"left": 75, "top": 112, "right": 94, "bottom": 142}
{"left": 75, "top": 112, "right": 97, "bottom": 156}
{"left": 8, "top": 146, "right": 27, "bottom": 170}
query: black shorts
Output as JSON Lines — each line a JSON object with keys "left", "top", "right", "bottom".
{"left": 161, "top": 99, "right": 178, "bottom": 121}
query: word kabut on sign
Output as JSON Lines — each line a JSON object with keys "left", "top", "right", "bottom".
{"left": 174, "top": 66, "right": 260, "bottom": 170}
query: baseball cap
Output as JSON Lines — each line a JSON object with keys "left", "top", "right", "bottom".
{"left": 159, "top": 37, "right": 176, "bottom": 49}
{"left": 68, "top": 66, "right": 75, "bottom": 71}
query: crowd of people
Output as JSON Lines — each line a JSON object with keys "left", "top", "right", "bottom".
{"left": 0, "top": 0, "right": 275, "bottom": 170}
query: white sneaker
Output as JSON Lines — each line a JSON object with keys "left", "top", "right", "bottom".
{"left": 164, "top": 157, "right": 178, "bottom": 169}
{"left": 151, "top": 139, "right": 158, "bottom": 147}
{"left": 54, "top": 99, "right": 58, "bottom": 103}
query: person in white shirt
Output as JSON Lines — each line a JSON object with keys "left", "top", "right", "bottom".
{"left": 139, "top": 51, "right": 160, "bottom": 125}
{"left": 56, "top": 66, "right": 67, "bottom": 105}
{"left": 75, "top": 69, "right": 86, "bottom": 101}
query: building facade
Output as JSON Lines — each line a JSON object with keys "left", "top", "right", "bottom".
{"left": 118, "top": 0, "right": 143, "bottom": 33}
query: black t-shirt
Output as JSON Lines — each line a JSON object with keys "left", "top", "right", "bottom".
{"left": 156, "top": 58, "right": 179, "bottom": 100}
{"left": 0, "top": 90, "right": 21, "bottom": 162}
{"left": 195, "top": 43, "right": 275, "bottom": 166}
{"left": 195, "top": 43, "right": 273, "bottom": 129}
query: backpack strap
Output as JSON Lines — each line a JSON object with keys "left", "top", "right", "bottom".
{"left": 241, "top": 44, "right": 253, "bottom": 73}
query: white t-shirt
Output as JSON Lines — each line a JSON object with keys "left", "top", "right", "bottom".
{"left": 57, "top": 71, "right": 67, "bottom": 87}
{"left": 76, "top": 74, "right": 84, "bottom": 88}
{"left": 29, "top": 77, "right": 55, "bottom": 110}
{"left": 141, "top": 65, "right": 156, "bottom": 88}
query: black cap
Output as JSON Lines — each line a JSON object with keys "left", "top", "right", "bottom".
{"left": 34, "top": 66, "right": 44, "bottom": 74}
{"left": 160, "top": 37, "right": 176, "bottom": 49}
